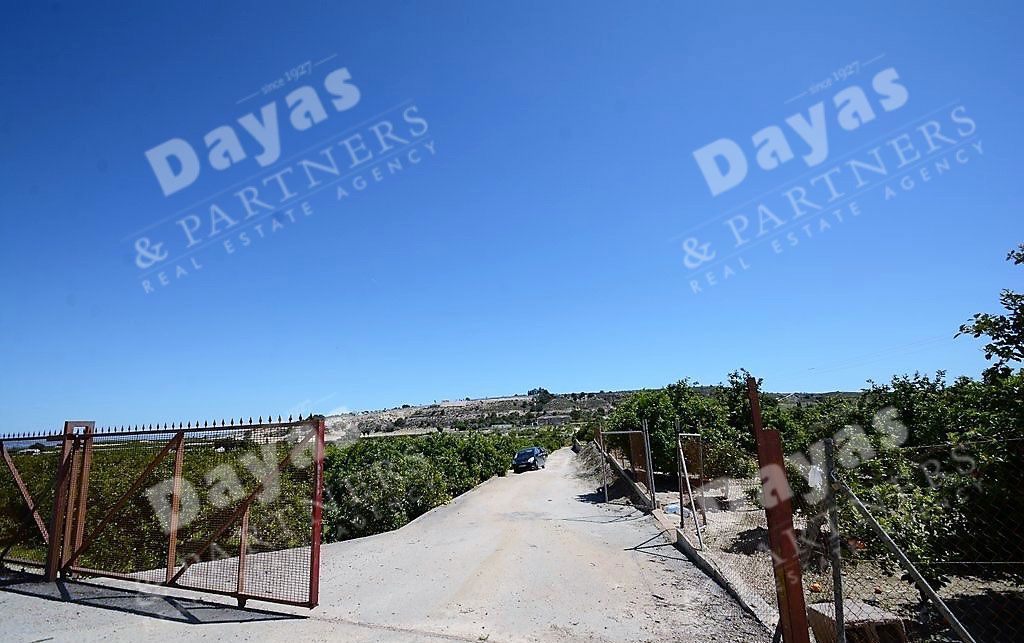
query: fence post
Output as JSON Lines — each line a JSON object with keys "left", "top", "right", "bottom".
{"left": 165, "top": 432, "right": 186, "bottom": 582}
{"left": 308, "top": 416, "right": 326, "bottom": 608}
{"left": 69, "top": 423, "right": 94, "bottom": 560}
{"left": 603, "top": 442, "right": 610, "bottom": 504}
{"left": 45, "top": 421, "right": 76, "bottom": 581}
{"left": 641, "top": 420, "right": 658, "bottom": 509}
{"left": 824, "top": 439, "right": 846, "bottom": 643}
{"left": 676, "top": 423, "right": 685, "bottom": 522}
{"left": 597, "top": 424, "right": 609, "bottom": 502}
{"left": 236, "top": 504, "right": 250, "bottom": 607}
{"left": 696, "top": 431, "right": 707, "bottom": 528}
{"left": 747, "top": 377, "right": 810, "bottom": 643}
{"left": 60, "top": 436, "right": 80, "bottom": 570}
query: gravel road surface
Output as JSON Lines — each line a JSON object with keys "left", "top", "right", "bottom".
{"left": 1, "top": 448, "right": 768, "bottom": 642}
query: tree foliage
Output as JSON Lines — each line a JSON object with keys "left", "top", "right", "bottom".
{"left": 606, "top": 377, "right": 757, "bottom": 478}
{"left": 958, "top": 244, "right": 1024, "bottom": 379}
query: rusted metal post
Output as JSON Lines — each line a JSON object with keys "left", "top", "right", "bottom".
{"left": 236, "top": 504, "right": 250, "bottom": 606}
{"left": 45, "top": 421, "right": 76, "bottom": 581}
{"left": 308, "top": 416, "right": 325, "bottom": 607}
{"left": 70, "top": 424, "right": 94, "bottom": 557}
{"left": 747, "top": 377, "right": 810, "bottom": 643}
{"left": 165, "top": 432, "right": 186, "bottom": 582}
{"left": 60, "top": 436, "right": 81, "bottom": 569}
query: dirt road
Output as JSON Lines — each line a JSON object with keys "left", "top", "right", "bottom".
{"left": 1, "top": 448, "right": 768, "bottom": 642}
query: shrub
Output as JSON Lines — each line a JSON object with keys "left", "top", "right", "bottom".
{"left": 320, "top": 429, "right": 570, "bottom": 542}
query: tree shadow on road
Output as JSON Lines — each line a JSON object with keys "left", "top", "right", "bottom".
{"left": 0, "top": 569, "right": 302, "bottom": 625}
{"left": 569, "top": 488, "right": 647, "bottom": 524}
{"left": 575, "top": 476, "right": 644, "bottom": 505}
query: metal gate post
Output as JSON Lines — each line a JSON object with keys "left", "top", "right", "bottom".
{"left": 60, "top": 436, "right": 81, "bottom": 569}
{"left": 45, "top": 421, "right": 76, "bottom": 581}
{"left": 641, "top": 420, "right": 657, "bottom": 509}
{"left": 165, "top": 432, "right": 186, "bottom": 582}
{"left": 747, "top": 377, "right": 810, "bottom": 643}
{"left": 236, "top": 504, "right": 250, "bottom": 607}
{"left": 308, "top": 416, "right": 325, "bottom": 607}
{"left": 70, "top": 424, "right": 94, "bottom": 558}
{"left": 597, "top": 424, "right": 609, "bottom": 502}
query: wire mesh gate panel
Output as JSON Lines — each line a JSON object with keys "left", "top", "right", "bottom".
{"left": 0, "top": 416, "right": 325, "bottom": 608}
{"left": 0, "top": 433, "right": 63, "bottom": 568}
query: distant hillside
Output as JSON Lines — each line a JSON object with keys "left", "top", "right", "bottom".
{"left": 322, "top": 386, "right": 859, "bottom": 443}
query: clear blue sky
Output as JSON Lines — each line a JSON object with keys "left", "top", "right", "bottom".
{"left": 1, "top": 2, "right": 1021, "bottom": 430}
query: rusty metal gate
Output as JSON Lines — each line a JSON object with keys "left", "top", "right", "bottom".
{"left": 0, "top": 415, "right": 325, "bottom": 608}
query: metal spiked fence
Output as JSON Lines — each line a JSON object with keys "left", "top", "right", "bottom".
{"left": 0, "top": 415, "right": 325, "bottom": 608}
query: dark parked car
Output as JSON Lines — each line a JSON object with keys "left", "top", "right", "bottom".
{"left": 512, "top": 446, "right": 547, "bottom": 473}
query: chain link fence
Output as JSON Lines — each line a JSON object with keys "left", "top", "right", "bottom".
{"left": 672, "top": 431, "right": 784, "bottom": 628}
{"left": 670, "top": 422, "right": 1022, "bottom": 643}
{"left": 802, "top": 437, "right": 1024, "bottom": 643}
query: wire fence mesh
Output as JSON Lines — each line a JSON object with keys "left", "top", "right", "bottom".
{"left": 814, "top": 438, "right": 1024, "bottom": 643}
{"left": 669, "top": 427, "right": 1023, "bottom": 643}
{"left": 672, "top": 433, "right": 785, "bottom": 628}
{"left": 0, "top": 442, "right": 59, "bottom": 567}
